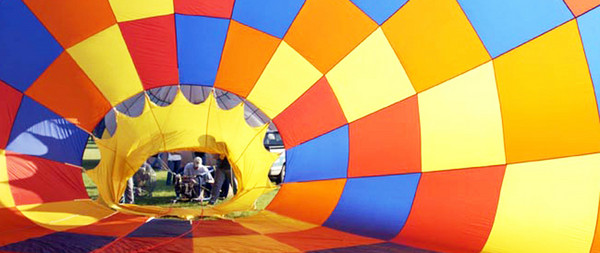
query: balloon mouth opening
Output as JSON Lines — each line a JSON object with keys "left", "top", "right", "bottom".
{"left": 84, "top": 85, "right": 280, "bottom": 219}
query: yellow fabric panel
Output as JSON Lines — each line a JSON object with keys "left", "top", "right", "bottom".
{"left": 0, "top": 150, "right": 15, "bottom": 208}
{"left": 193, "top": 235, "right": 300, "bottom": 252}
{"left": 326, "top": 28, "right": 416, "bottom": 122}
{"left": 247, "top": 41, "right": 322, "bottom": 118}
{"left": 17, "top": 200, "right": 115, "bottom": 231}
{"left": 236, "top": 211, "right": 317, "bottom": 235}
{"left": 67, "top": 25, "right": 143, "bottom": 106}
{"left": 381, "top": 0, "right": 490, "bottom": 92}
{"left": 494, "top": 20, "right": 600, "bottom": 164}
{"left": 482, "top": 153, "right": 600, "bottom": 253}
{"left": 151, "top": 91, "right": 211, "bottom": 152}
{"left": 419, "top": 62, "right": 505, "bottom": 172}
{"left": 108, "top": 0, "right": 174, "bottom": 22}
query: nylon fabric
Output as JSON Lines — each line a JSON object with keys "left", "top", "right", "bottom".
{"left": 274, "top": 77, "right": 347, "bottom": 149}
{"left": 482, "top": 153, "right": 600, "bottom": 253}
{"left": 88, "top": 90, "right": 277, "bottom": 218}
{"left": 2, "top": 1, "right": 600, "bottom": 252}
{"left": 494, "top": 20, "right": 600, "bottom": 163}
{"left": 564, "top": 0, "right": 600, "bottom": 16}
{"left": 6, "top": 96, "right": 88, "bottom": 166}
{"left": 22, "top": 0, "right": 116, "bottom": 48}
{"left": 419, "top": 62, "right": 505, "bottom": 172}
{"left": 0, "top": 0, "right": 63, "bottom": 92}
{"left": 174, "top": 0, "right": 234, "bottom": 18}
{"left": 108, "top": 0, "right": 174, "bottom": 22}
{"left": 24, "top": 52, "right": 112, "bottom": 132}
{"left": 382, "top": 0, "right": 490, "bottom": 92}
{"left": 326, "top": 28, "right": 415, "bottom": 123}
{"left": 0, "top": 81, "right": 22, "bottom": 149}
{"left": 119, "top": 15, "right": 179, "bottom": 89}
{"left": 67, "top": 25, "right": 144, "bottom": 106}
{"left": 214, "top": 20, "right": 281, "bottom": 98}
{"left": 0, "top": 150, "right": 15, "bottom": 208}
{"left": 246, "top": 41, "right": 322, "bottom": 118}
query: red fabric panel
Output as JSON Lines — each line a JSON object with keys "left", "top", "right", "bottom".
{"left": 274, "top": 77, "right": 348, "bottom": 149}
{"left": 0, "top": 81, "right": 23, "bottom": 149}
{"left": 6, "top": 152, "right": 88, "bottom": 206}
{"left": 119, "top": 15, "right": 179, "bottom": 89}
{"left": 348, "top": 95, "right": 420, "bottom": 177}
{"left": 193, "top": 220, "right": 258, "bottom": 237}
{"left": 0, "top": 207, "right": 53, "bottom": 247}
{"left": 267, "top": 226, "right": 382, "bottom": 252}
{"left": 393, "top": 165, "right": 506, "bottom": 253}
{"left": 174, "top": 0, "right": 235, "bottom": 18}
{"left": 68, "top": 213, "right": 146, "bottom": 237}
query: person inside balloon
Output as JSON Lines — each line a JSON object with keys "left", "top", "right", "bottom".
{"left": 181, "top": 156, "right": 215, "bottom": 201}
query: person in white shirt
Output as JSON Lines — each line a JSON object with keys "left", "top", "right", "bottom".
{"left": 182, "top": 157, "right": 214, "bottom": 200}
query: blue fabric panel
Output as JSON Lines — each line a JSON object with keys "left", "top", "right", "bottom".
{"left": 0, "top": 0, "right": 63, "bottom": 92}
{"left": 6, "top": 96, "right": 88, "bottom": 165}
{"left": 323, "top": 174, "right": 421, "bottom": 240}
{"left": 285, "top": 125, "right": 348, "bottom": 183}
{"left": 127, "top": 219, "right": 193, "bottom": 238}
{"left": 0, "top": 232, "right": 115, "bottom": 253}
{"left": 456, "top": 0, "right": 573, "bottom": 58}
{"left": 578, "top": 7, "right": 600, "bottom": 113}
{"left": 176, "top": 15, "right": 229, "bottom": 86}
{"left": 350, "top": 0, "right": 408, "bottom": 25}
{"left": 232, "top": 0, "right": 304, "bottom": 38}
{"left": 309, "top": 242, "right": 436, "bottom": 253}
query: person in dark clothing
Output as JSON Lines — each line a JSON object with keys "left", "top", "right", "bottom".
{"left": 208, "top": 155, "right": 237, "bottom": 205}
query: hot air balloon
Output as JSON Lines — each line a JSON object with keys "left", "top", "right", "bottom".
{"left": 1, "top": 0, "right": 600, "bottom": 252}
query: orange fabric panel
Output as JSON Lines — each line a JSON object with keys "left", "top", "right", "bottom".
{"left": 348, "top": 95, "right": 420, "bottom": 177}
{"left": 267, "top": 179, "right": 346, "bottom": 225}
{"left": 393, "top": 165, "right": 506, "bottom": 253}
{"left": 22, "top": 0, "right": 116, "bottom": 48}
{"left": 267, "top": 226, "right": 382, "bottom": 252}
{"left": 591, "top": 197, "right": 600, "bottom": 253}
{"left": 0, "top": 207, "right": 52, "bottom": 247}
{"left": 564, "top": 0, "right": 600, "bottom": 16}
{"left": 67, "top": 213, "right": 146, "bottom": 237}
{"left": 214, "top": 21, "right": 281, "bottom": 98}
{"left": 494, "top": 21, "right": 600, "bottom": 164}
{"left": 274, "top": 77, "right": 347, "bottom": 149}
{"left": 25, "top": 52, "right": 112, "bottom": 132}
{"left": 381, "top": 0, "right": 490, "bottom": 92}
{"left": 284, "top": 0, "right": 377, "bottom": 73}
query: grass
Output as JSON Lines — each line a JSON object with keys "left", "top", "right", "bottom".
{"left": 81, "top": 138, "right": 279, "bottom": 218}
